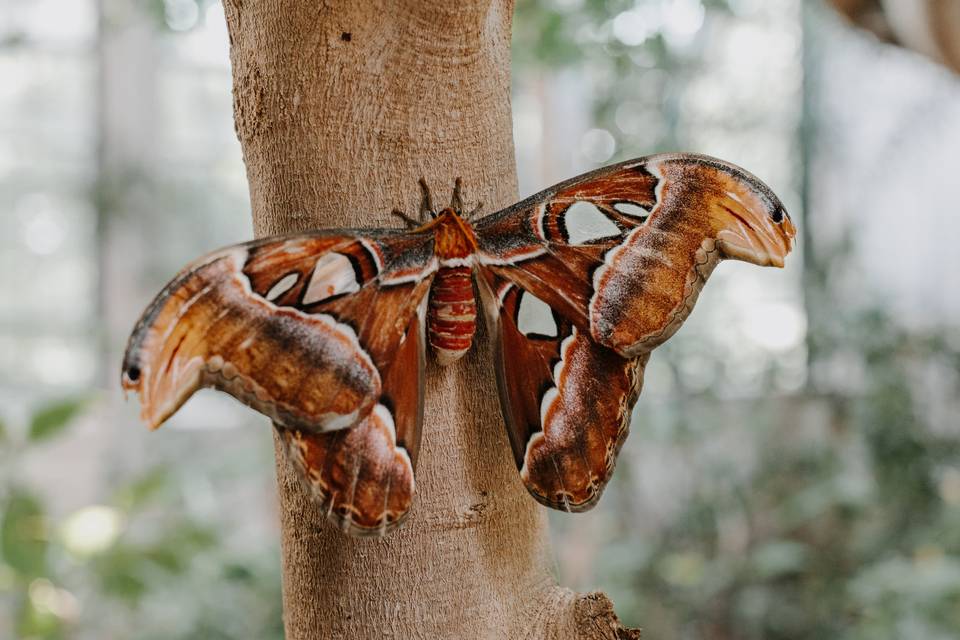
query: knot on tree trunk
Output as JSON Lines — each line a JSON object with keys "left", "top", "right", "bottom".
{"left": 528, "top": 587, "right": 638, "bottom": 639}
{"left": 574, "top": 592, "right": 641, "bottom": 640}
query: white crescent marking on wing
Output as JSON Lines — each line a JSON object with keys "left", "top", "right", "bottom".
{"left": 303, "top": 252, "right": 361, "bottom": 304}
{"left": 265, "top": 272, "right": 299, "bottom": 301}
{"left": 564, "top": 201, "right": 621, "bottom": 244}
{"left": 535, "top": 202, "right": 548, "bottom": 240}
{"left": 613, "top": 201, "right": 650, "bottom": 218}
{"left": 517, "top": 290, "right": 558, "bottom": 337}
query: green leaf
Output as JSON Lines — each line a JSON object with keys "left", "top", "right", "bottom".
{"left": 1, "top": 489, "right": 49, "bottom": 578}
{"left": 163, "top": 523, "right": 218, "bottom": 555}
{"left": 16, "top": 594, "right": 63, "bottom": 639}
{"left": 112, "top": 466, "right": 170, "bottom": 512}
{"left": 28, "top": 397, "right": 87, "bottom": 442}
{"left": 138, "top": 523, "right": 218, "bottom": 575}
{"left": 143, "top": 544, "right": 188, "bottom": 573}
{"left": 91, "top": 546, "right": 148, "bottom": 602}
{"left": 223, "top": 563, "right": 255, "bottom": 583}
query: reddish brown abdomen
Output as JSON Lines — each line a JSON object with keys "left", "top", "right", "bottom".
{"left": 428, "top": 266, "right": 476, "bottom": 365}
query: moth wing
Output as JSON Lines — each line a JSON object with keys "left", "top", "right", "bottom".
{"left": 477, "top": 273, "right": 646, "bottom": 511}
{"left": 122, "top": 230, "right": 436, "bottom": 434}
{"left": 473, "top": 153, "right": 795, "bottom": 357}
{"left": 278, "top": 301, "right": 426, "bottom": 535}
{"left": 474, "top": 153, "right": 794, "bottom": 510}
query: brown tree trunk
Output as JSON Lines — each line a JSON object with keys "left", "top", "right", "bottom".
{"left": 223, "top": 1, "right": 637, "bottom": 637}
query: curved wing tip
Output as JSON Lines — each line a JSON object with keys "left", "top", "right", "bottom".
{"left": 652, "top": 151, "right": 793, "bottom": 226}
{"left": 525, "top": 485, "right": 604, "bottom": 514}
{"left": 333, "top": 510, "right": 411, "bottom": 538}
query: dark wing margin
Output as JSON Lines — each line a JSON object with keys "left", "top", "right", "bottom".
{"left": 121, "top": 230, "right": 436, "bottom": 434}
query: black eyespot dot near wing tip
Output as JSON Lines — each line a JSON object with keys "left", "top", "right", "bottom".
{"left": 340, "top": 32, "right": 352, "bottom": 42}
{"left": 771, "top": 206, "right": 785, "bottom": 223}
{"left": 126, "top": 365, "right": 141, "bottom": 382}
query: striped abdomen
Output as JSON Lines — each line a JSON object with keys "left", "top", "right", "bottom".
{"left": 428, "top": 266, "right": 476, "bottom": 365}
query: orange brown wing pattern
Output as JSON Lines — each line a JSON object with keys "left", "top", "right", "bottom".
{"left": 474, "top": 153, "right": 796, "bottom": 357}
{"left": 278, "top": 304, "right": 426, "bottom": 535}
{"left": 474, "top": 153, "right": 795, "bottom": 511}
{"left": 478, "top": 275, "right": 647, "bottom": 511}
{"left": 121, "top": 152, "right": 797, "bottom": 532}
{"left": 121, "top": 230, "right": 436, "bottom": 433}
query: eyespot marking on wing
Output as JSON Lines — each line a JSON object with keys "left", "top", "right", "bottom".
{"left": 563, "top": 201, "right": 621, "bottom": 244}
{"left": 303, "top": 253, "right": 361, "bottom": 305}
{"left": 517, "top": 291, "right": 558, "bottom": 338}
{"left": 265, "top": 272, "right": 300, "bottom": 301}
{"left": 613, "top": 201, "right": 650, "bottom": 219}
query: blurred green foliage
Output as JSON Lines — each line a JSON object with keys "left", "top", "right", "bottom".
{"left": 27, "top": 400, "right": 88, "bottom": 444}
{"left": 514, "top": 0, "right": 734, "bottom": 156}
{"left": 0, "top": 400, "right": 283, "bottom": 639}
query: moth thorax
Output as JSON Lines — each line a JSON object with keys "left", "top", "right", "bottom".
{"left": 428, "top": 266, "right": 477, "bottom": 365}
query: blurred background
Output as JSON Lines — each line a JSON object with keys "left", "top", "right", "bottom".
{"left": 1, "top": 0, "right": 959, "bottom": 638}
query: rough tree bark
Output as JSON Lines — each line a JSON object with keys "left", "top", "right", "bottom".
{"left": 222, "top": 1, "right": 638, "bottom": 638}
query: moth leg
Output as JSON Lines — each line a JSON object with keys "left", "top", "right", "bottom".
{"left": 391, "top": 208, "right": 421, "bottom": 229}
{"left": 418, "top": 178, "right": 436, "bottom": 220}
{"left": 467, "top": 201, "right": 485, "bottom": 220}
{"left": 451, "top": 177, "right": 464, "bottom": 214}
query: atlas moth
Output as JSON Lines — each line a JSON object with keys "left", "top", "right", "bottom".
{"left": 122, "top": 153, "right": 796, "bottom": 536}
